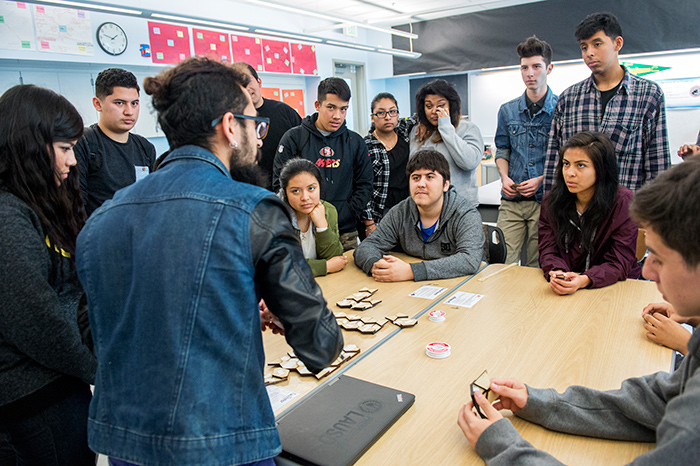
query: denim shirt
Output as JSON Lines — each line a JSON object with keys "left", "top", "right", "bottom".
{"left": 76, "top": 145, "right": 341, "bottom": 465}
{"left": 494, "top": 88, "right": 558, "bottom": 203}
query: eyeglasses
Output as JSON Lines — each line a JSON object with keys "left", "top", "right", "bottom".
{"left": 371, "top": 109, "right": 399, "bottom": 119}
{"left": 470, "top": 370, "right": 498, "bottom": 419}
{"left": 211, "top": 113, "right": 270, "bottom": 140}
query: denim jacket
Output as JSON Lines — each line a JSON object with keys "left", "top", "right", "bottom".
{"left": 76, "top": 145, "right": 342, "bottom": 465}
{"left": 494, "top": 88, "right": 558, "bottom": 203}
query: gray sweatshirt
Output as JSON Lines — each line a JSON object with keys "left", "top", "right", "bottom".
{"left": 409, "top": 117, "right": 484, "bottom": 206}
{"left": 353, "top": 186, "right": 484, "bottom": 281}
{"left": 475, "top": 330, "right": 700, "bottom": 465}
{"left": 0, "top": 190, "right": 96, "bottom": 406}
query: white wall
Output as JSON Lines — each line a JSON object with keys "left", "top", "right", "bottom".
{"left": 470, "top": 50, "right": 700, "bottom": 164}
{"left": 0, "top": 4, "right": 394, "bottom": 143}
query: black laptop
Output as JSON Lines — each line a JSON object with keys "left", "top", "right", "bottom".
{"left": 275, "top": 375, "right": 415, "bottom": 466}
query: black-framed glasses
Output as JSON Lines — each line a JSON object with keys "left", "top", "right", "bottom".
{"left": 211, "top": 114, "right": 270, "bottom": 140}
{"left": 371, "top": 109, "right": 399, "bottom": 119}
{"left": 470, "top": 370, "right": 498, "bottom": 419}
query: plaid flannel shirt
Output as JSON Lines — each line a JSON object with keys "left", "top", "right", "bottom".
{"left": 543, "top": 67, "right": 670, "bottom": 192}
{"left": 363, "top": 116, "right": 416, "bottom": 222}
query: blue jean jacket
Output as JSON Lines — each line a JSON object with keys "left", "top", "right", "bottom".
{"left": 494, "top": 88, "right": 558, "bottom": 202}
{"left": 76, "top": 146, "right": 290, "bottom": 465}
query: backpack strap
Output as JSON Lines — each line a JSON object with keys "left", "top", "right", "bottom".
{"left": 83, "top": 124, "right": 102, "bottom": 172}
{"left": 130, "top": 133, "right": 155, "bottom": 169}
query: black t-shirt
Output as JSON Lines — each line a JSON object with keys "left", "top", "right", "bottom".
{"left": 256, "top": 98, "right": 302, "bottom": 190}
{"left": 385, "top": 136, "right": 410, "bottom": 215}
{"left": 600, "top": 80, "right": 622, "bottom": 115}
{"left": 74, "top": 124, "right": 156, "bottom": 216}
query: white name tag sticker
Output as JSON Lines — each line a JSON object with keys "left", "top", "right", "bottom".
{"left": 135, "top": 166, "right": 150, "bottom": 182}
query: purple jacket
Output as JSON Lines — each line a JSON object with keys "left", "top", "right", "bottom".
{"left": 538, "top": 187, "right": 641, "bottom": 288}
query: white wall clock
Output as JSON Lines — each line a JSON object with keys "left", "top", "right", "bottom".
{"left": 96, "top": 22, "right": 128, "bottom": 56}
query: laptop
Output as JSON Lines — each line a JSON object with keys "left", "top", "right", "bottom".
{"left": 275, "top": 375, "right": 415, "bottom": 466}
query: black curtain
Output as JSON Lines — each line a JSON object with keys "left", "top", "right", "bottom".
{"left": 392, "top": 0, "right": 700, "bottom": 75}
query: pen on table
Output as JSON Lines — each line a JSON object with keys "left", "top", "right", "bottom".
{"left": 478, "top": 263, "right": 517, "bottom": 282}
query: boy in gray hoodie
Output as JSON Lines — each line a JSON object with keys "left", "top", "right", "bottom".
{"left": 354, "top": 149, "right": 484, "bottom": 282}
{"left": 458, "top": 157, "right": 700, "bottom": 465}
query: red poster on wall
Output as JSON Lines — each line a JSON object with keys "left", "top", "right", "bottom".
{"left": 231, "top": 35, "right": 264, "bottom": 72}
{"left": 192, "top": 28, "right": 231, "bottom": 63}
{"left": 148, "top": 21, "right": 190, "bottom": 64}
{"left": 262, "top": 39, "right": 292, "bottom": 74}
{"left": 261, "top": 87, "right": 281, "bottom": 101}
{"left": 282, "top": 89, "right": 305, "bottom": 117}
{"left": 290, "top": 43, "right": 318, "bottom": 75}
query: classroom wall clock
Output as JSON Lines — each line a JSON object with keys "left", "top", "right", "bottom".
{"left": 97, "top": 22, "right": 128, "bottom": 56}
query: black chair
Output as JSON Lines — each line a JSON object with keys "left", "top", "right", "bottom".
{"left": 482, "top": 223, "right": 507, "bottom": 264}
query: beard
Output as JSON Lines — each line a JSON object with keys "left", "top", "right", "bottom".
{"left": 229, "top": 131, "right": 266, "bottom": 187}
{"left": 229, "top": 162, "right": 266, "bottom": 187}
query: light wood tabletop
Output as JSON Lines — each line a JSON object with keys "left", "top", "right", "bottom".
{"left": 263, "top": 251, "right": 478, "bottom": 412}
{"left": 340, "top": 264, "right": 672, "bottom": 466}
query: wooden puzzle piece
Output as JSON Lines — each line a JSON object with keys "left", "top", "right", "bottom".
{"left": 359, "top": 323, "right": 381, "bottom": 334}
{"left": 272, "top": 368, "right": 290, "bottom": 379}
{"left": 359, "top": 287, "right": 378, "bottom": 295}
{"left": 351, "top": 292, "right": 372, "bottom": 301}
{"left": 394, "top": 318, "right": 418, "bottom": 328}
{"left": 280, "top": 359, "right": 299, "bottom": 369}
{"left": 351, "top": 302, "right": 372, "bottom": 310}
{"left": 314, "top": 367, "right": 334, "bottom": 379}
{"left": 374, "top": 318, "right": 388, "bottom": 327}
{"left": 341, "top": 320, "right": 360, "bottom": 330}
{"left": 264, "top": 374, "right": 286, "bottom": 385}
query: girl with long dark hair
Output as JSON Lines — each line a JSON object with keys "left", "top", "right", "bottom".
{"left": 279, "top": 158, "right": 347, "bottom": 276}
{"left": 538, "top": 131, "right": 640, "bottom": 295}
{"left": 0, "top": 85, "right": 96, "bottom": 464}
{"left": 410, "top": 79, "right": 484, "bottom": 205}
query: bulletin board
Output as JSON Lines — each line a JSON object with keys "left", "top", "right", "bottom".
{"left": 148, "top": 21, "right": 190, "bottom": 64}
{"left": 282, "top": 88, "right": 305, "bottom": 116}
{"left": 231, "top": 34, "right": 264, "bottom": 72}
{"left": 192, "top": 28, "right": 231, "bottom": 63}
{"left": 261, "top": 87, "right": 281, "bottom": 101}
{"left": 262, "top": 39, "right": 291, "bottom": 73}
{"left": 290, "top": 42, "right": 318, "bottom": 75}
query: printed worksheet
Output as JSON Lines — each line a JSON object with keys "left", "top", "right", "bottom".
{"left": 409, "top": 285, "right": 448, "bottom": 300}
{"left": 443, "top": 291, "right": 484, "bottom": 308}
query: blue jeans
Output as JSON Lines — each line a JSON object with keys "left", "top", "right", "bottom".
{"left": 0, "top": 379, "right": 94, "bottom": 466}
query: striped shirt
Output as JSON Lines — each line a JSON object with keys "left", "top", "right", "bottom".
{"left": 543, "top": 67, "right": 670, "bottom": 192}
{"left": 363, "top": 116, "right": 415, "bottom": 221}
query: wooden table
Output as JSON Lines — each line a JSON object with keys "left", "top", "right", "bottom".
{"left": 263, "top": 252, "right": 477, "bottom": 412}
{"left": 340, "top": 264, "right": 672, "bottom": 465}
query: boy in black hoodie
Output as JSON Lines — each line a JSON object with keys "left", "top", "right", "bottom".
{"left": 273, "top": 78, "right": 372, "bottom": 250}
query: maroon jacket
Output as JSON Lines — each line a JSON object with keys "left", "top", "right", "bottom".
{"left": 538, "top": 187, "right": 641, "bottom": 288}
